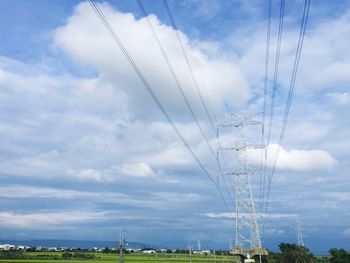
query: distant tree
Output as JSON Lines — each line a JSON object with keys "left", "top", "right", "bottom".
{"left": 26, "top": 246, "right": 36, "bottom": 252}
{"left": 103, "top": 247, "right": 110, "bottom": 253}
{"left": 0, "top": 251, "right": 25, "bottom": 259}
{"left": 262, "top": 251, "right": 282, "bottom": 263}
{"left": 116, "top": 248, "right": 128, "bottom": 254}
{"left": 279, "top": 243, "right": 315, "bottom": 263}
{"left": 62, "top": 252, "right": 73, "bottom": 260}
{"left": 329, "top": 248, "right": 350, "bottom": 263}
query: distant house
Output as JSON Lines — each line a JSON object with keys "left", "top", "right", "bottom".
{"left": 142, "top": 249, "right": 156, "bottom": 254}
{"left": 16, "top": 246, "right": 26, "bottom": 251}
{"left": 127, "top": 248, "right": 141, "bottom": 253}
{"left": 0, "top": 244, "right": 15, "bottom": 251}
{"left": 193, "top": 250, "right": 211, "bottom": 255}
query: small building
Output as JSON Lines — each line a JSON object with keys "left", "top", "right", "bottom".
{"left": 142, "top": 249, "right": 156, "bottom": 254}
{"left": 0, "top": 244, "right": 15, "bottom": 251}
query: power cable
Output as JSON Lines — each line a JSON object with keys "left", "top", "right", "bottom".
{"left": 262, "top": 0, "right": 285, "bottom": 208}
{"left": 264, "top": 0, "right": 311, "bottom": 212}
{"left": 162, "top": 0, "right": 216, "bottom": 135}
{"left": 137, "top": 0, "right": 235, "bottom": 211}
{"left": 88, "top": 0, "right": 233, "bottom": 213}
{"left": 260, "top": 0, "right": 272, "bottom": 208}
{"left": 161, "top": 0, "right": 236, "bottom": 210}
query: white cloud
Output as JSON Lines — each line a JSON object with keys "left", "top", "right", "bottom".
{"left": 115, "top": 162, "right": 155, "bottom": 178}
{"left": 0, "top": 211, "right": 107, "bottom": 228}
{"left": 67, "top": 162, "right": 155, "bottom": 183}
{"left": 327, "top": 92, "right": 350, "bottom": 106}
{"left": 236, "top": 10, "right": 350, "bottom": 95}
{"left": 53, "top": 2, "right": 250, "bottom": 118}
{"left": 247, "top": 144, "right": 337, "bottom": 172}
{"left": 1, "top": 1, "right": 350, "bottom": 245}
{"left": 69, "top": 168, "right": 113, "bottom": 183}
{"left": 343, "top": 227, "right": 350, "bottom": 237}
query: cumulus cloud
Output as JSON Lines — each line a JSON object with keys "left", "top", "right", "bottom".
{"left": 115, "top": 162, "right": 155, "bottom": 178}
{"left": 236, "top": 9, "right": 350, "bottom": 96}
{"left": 1, "top": 0, "right": 350, "bottom": 246}
{"left": 68, "top": 168, "right": 113, "bottom": 182}
{"left": 247, "top": 144, "right": 337, "bottom": 171}
{"left": 53, "top": 2, "right": 250, "bottom": 118}
{"left": 68, "top": 162, "right": 155, "bottom": 182}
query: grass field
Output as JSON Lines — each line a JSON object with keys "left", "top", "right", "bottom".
{"left": 0, "top": 252, "right": 240, "bottom": 263}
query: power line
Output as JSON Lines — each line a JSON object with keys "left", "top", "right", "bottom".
{"left": 161, "top": 0, "right": 236, "bottom": 210}
{"left": 136, "top": 0, "right": 217, "bottom": 161}
{"left": 264, "top": 0, "right": 311, "bottom": 212}
{"left": 260, "top": 0, "right": 272, "bottom": 208}
{"left": 136, "top": 0, "right": 235, "bottom": 211}
{"left": 266, "top": 0, "right": 285, "bottom": 146}
{"left": 262, "top": 0, "right": 285, "bottom": 208}
{"left": 88, "top": 0, "right": 233, "bottom": 213}
{"left": 162, "top": 0, "right": 216, "bottom": 135}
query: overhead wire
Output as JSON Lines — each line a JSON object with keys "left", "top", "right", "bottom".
{"left": 88, "top": 0, "right": 233, "bottom": 213}
{"left": 261, "top": 0, "right": 286, "bottom": 209}
{"left": 266, "top": 0, "right": 285, "bottom": 147}
{"left": 264, "top": 0, "right": 312, "bottom": 212}
{"left": 136, "top": 0, "right": 217, "bottom": 161}
{"left": 161, "top": 0, "right": 236, "bottom": 212}
{"left": 162, "top": 0, "right": 216, "bottom": 135}
{"left": 260, "top": 0, "right": 272, "bottom": 209}
{"left": 137, "top": 0, "right": 235, "bottom": 211}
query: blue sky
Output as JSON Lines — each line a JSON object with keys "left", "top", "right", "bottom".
{"left": 0, "top": 0, "right": 350, "bottom": 254}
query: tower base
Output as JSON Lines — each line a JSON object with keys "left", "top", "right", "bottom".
{"left": 231, "top": 247, "right": 268, "bottom": 259}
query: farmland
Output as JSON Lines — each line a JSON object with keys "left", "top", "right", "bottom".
{"left": 0, "top": 251, "right": 239, "bottom": 263}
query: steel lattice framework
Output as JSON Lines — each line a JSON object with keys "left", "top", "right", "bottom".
{"left": 296, "top": 220, "right": 304, "bottom": 247}
{"left": 217, "top": 113, "right": 262, "bottom": 250}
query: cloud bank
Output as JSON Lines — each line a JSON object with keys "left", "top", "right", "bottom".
{"left": 53, "top": 2, "right": 250, "bottom": 118}
{"left": 248, "top": 144, "right": 337, "bottom": 172}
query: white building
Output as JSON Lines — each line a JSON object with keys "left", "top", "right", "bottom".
{"left": 0, "top": 244, "right": 15, "bottom": 251}
{"left": 142, "top": 249, "right": 156, "bottom": 254}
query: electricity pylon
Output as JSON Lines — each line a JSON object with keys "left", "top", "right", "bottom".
{"left": 217, "top": 113, "right": 267, "bottom": 260}
{"left": 296, "top": 220, "right": 304, "bottom": 247}
{"left": 119, "top": 229, "right": 125, "bottom": 263}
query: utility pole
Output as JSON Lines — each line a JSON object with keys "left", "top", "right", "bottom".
{"left": 217, "top": 113, "right": 268, "bottom": 261}
{"left": 189, "top": 244, "right": 192, "bottom": 263}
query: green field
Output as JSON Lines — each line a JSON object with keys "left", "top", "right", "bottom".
{"left": 0, "top": 252, "right": 239, "bottom": 263}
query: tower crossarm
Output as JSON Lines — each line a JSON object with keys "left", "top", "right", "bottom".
{"left": 218, "top": 142, "right": 264, "bottom": 151}
{"left": 217, "top": 113, "right": 262, "bottom": 128}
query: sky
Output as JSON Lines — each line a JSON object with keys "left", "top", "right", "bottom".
{"left": 0, "top": 0, "right": 349, "bottom": 254}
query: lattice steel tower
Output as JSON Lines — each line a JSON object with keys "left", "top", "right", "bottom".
{"left": 217, "top": 113, "right": 267, "bottom": 260}
{"left": 296, "top": 220, "right": 304, "bottom": 247}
